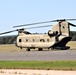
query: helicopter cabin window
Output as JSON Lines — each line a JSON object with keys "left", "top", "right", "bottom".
{"left": 19, "top": 39, "right": 21, "bottom": 42}
{"left": 26, "top": 39, "right": 28, "bottom": 42}
{"left": 47, "top": 39, "right": 49, "bottom": 42}
{"left": 33, "top": 39, "right": 35, "bottom": 42}
{"left": 40, "top": 39, "right": 45, "bottom": 42}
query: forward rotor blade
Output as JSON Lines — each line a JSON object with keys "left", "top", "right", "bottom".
{"left": 13, "top": 19, "right": 76, "bottom": 28}
{"left": 68, "top": 22, "right": 76, "bottom": 27}
{"left": 0, "top": 29, "right": 17, "bottom": 35}
{"left": 13, "top": 20, "right": 56, "bottom": 28}
{"left": 24, "top": 25, "right": 52, "bottom": 29}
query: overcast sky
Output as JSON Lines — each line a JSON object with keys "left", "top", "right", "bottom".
{"left": 0, "top": 0, "right": 76, "bottom": 35}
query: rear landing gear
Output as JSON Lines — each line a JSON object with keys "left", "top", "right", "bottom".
{"left": 51, "top": 47, "right": 54, "bottom": 50}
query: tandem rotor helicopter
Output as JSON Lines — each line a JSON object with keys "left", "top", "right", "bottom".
{"left": 0, "top": 19, "right": 76, "bottom": 51}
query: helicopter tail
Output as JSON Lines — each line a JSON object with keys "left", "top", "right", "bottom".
{"left": 50, "top": 36, "right": 72, "bottom": 50}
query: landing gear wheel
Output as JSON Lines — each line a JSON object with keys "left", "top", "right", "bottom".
{"left": 51, "top": 47, "right": 54, "bottom": 50}
{"left": 38, "top": 48, "right": 43, "bottom": 51}
{"left": 26, "top": 48, "right": 30, "bottom": 51}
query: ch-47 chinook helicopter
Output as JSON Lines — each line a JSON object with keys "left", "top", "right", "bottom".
{"left": 0, "top": 19, "right": 76, "bottom": 51}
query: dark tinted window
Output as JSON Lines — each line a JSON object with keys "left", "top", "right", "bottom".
{"left": 19, "top": 39, "right": 21, "bottom": 42}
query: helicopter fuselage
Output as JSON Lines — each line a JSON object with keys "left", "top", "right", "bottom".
{"left": 16, "top": 32, "right": 70, "bottom": 51}
{"left": 16, "top": 33, "right": 54, "bottom": 48}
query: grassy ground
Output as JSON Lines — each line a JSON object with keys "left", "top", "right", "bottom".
{"left": 0, "top": 42, "right": 76, "bottom": 70}
{"left": 0, "top": 41, "right": 76, "bottom": 51}
{"left": 0, "top": 44, "right": 21, "bottom": 51}
{"left": 0, "top": 61, "right": 76, "bottom": 70}
{"left": 67, "top": 41, "right": 76, "bottom": 49}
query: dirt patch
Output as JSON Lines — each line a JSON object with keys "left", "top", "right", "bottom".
{"left": 0, "top": 69, "right": 76, "bottom": 75}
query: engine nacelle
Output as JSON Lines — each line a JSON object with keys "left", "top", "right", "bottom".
{"left": 48, "top": 30, "right": 58, "bottom": 37}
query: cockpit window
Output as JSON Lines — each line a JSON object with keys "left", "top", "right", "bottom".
{"left": 19, "top": 39, "right": 21, "bottom": 42}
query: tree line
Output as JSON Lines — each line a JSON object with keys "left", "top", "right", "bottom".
{"left": 0, "top": 31, "right": 76, "bottom": 44}
{"left": 0, "top": 35, "right": 17, "bottom": 44}
{"left": 70, "top": 31, "right": 76, "bottom": 41}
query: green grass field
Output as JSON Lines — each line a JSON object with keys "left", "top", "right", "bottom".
{"left": 0, "top": 61, "right": 76, "bottom": 70}
{"left": 0, "top": 42, "right": 76, "bottom": 70}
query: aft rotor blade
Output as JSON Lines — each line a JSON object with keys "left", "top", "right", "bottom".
{"left": 24, "top": 25, "right": 52, "bottom": 29}
{"left": 0, "top": 29, "right": 17, "bottom": 35}
{"left": 53, "top": 19, "right": 76, "bottom": 22}
{"left": 65, "top": 19, "right": 76, "bottom": 21}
